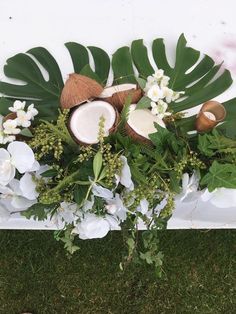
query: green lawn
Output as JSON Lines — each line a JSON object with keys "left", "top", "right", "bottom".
{"left": 0, "top": 230, "right": 235, "bottom": 314}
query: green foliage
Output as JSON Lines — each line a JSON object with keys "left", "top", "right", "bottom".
{"left": 136, "top": 96, "right": 151, "bottom": 109}
{"left": 93, "top": 151, "right": 103, "bottom": 180}
{"left": 112, "top": 46, "right": 136, "bottom": 84}
{"left": 55, "top": 228, "right": 80, "bottom": 255}
{"left": 149, "top": 123, "right": 185, "bottom": 155}
{"left": 198, "top": 129, "right": 236, "bottom": 157}
{"left": 201, "top": 161, "right": 236, "bottom": 191}
{"left": 140, "top": 230, "right": 164, "bottom": 277}
{"left": 22, "top": 203, "right": 58, "bottom": 220}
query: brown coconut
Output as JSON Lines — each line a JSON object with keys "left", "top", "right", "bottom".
{"left": 60, "top": 73, "right": 104, "bottom": 109}
{"left": 99, "top": 84, "right": 142, "bottom": 112}
{"left": 125, "top": 104, "right": 166, "bottom": 145}
{"left": 68, "top": 100, "right": 119, "bottom": 145}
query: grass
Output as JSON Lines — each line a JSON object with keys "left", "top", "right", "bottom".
{"left": 0, "top": 230, "right": 235, "bottom": 314}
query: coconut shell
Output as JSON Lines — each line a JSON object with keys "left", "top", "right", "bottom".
{"left": 68, "top": 106, "right": 120, "bottom": 146}
{"left": 102, "top": 88, "right": 142, "bottom": 112}
{"left": 3, "top": 112, "right": 17, "bottom": 122}
{"left": 3, "top": 112, "right": 30, "bottom": 142}
{"left": 60, "top": 73, "right": 104, "bottom": 109}
{"left": 125, "top": 122, "right": 152, "bottom": 146}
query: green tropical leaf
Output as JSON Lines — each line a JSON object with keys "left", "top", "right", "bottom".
{"left": 0, "top": 35, "right": 234, "bottom": 126}
{"left": 201, "top": 161, "right": 236, "bottom": 191}
{"left": 136, "top": 77, "right": 146, "bottom": 89}
{"left": 112, "top": 46, "right": 136, "bottom": 84}
{"left": 65, "top": 42, "right": 89, "bottom": 73}
{"left": 80, "top": 64, "right": 102, "bottom": 83}
{"left": 152, "top": 38, "right": 173, "bottom": 76}
{"left": 88, "top": 46, "right": 110, "bottom": 85}
{"left": 136, "top": 96, "right": 151, "bottom": 109}
{"left": 131, "top": 39, "right": 154, "bottom": 78}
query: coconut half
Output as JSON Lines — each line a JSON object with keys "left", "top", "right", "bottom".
{"left": 69, "top": 100, "right": 118, "bottom": 145}
{"left": 99, "top": 84, "right": 142, "bottom": 112}
{"left": 60, "top": 73, "right": 104, "bottom": 109}
{"left": 126, "top": 104, "right": 166, "bottom": 144}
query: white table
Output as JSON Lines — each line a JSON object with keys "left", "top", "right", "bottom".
{"left": 0, "top": 0, "right": 236, "bottom": 229}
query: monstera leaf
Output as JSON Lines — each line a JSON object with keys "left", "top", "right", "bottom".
{"left": 128, "top": 34, "right": 233, "bottom": 113}
{"left": 0, "top": 34, "right": 235, "bottom": 124}
{"left": 0, "top": 43, "right": 110, "bottom": 120}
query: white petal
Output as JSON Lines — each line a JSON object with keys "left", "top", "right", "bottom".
{"left": 105, "top": 215, "right": 121, "bottom": 230}
{"left": 8, "top": 141, "right": 35, "bottom": 173}
{"left": 19, "top": 173, "right": 39, "bottom": 200}
{"left": 0, "top": 184, "right": 13, "bottom": 195}
{"left": 92, "top": 183, "right": 113, "bottom": 200}
{"left": 11, "top": 195, "right": 36, "bottom": 210}
{"left": 182, "top": 173, "right": 189, "bottom": 191}
{"left": 119, "top": 156, "right": 134, "bottom": 190}
{"left": 75, "top": 214, "right": 110, "bottom": 239}
{"left": 0, "top": 202, "right": 10, "bottom": 222}
{"left": 28, "top": 160, "right": 40, "bottom": 172}
{"left": 139, "top": 198, "right": 149, "bottom": 214}
{"left": 8, "top": 178, "right": 21, "bottom": 193}
{"left": 0, "top": 148, "right": 15, "bottom": 185}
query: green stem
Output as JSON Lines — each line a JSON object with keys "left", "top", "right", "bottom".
{"left": 53, "top": 169, "right": 80, "bottom": 193}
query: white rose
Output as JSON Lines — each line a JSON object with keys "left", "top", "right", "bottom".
{"left": 74, "top": 213, "right": 110, "bottom": 240}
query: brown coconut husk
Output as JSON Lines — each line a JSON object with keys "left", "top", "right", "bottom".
{"left": 3, "top": 112, "right": 30, "bottom": 142}
{"left": 125, "top": 122, "right": 152, "bottom": 146}
{"left": 60, "top": 73, "right": 104, "bottom": 109}
{"left": 3, "top": 112, "right": 17, "bottom": 122}
{"left": 100, "top": 86, "right": 142, "bottom": 112}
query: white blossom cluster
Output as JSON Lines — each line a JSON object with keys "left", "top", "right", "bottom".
{"left": 0, "top": 141, "right": 48, "bottom": 221}
{"left": 0, "top": 100, "right": 38, "bottom": 144}
{"left": 144, "top": 70, "right": 184, "bottom": 119}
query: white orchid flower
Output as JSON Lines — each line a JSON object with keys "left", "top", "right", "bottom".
{"left": 16, "top": 110, "right": 32, "bottom": 128}
{"left": 0, "top": 202, "right": 10, "bottom": 222}
{"left": 0, "top": 141, "right": 39, "bottom": 186}
{"left": 177, "top": 171, "right": 202, "bottom": 203}
{"left": 27, "top": 104, "right": 38, "bottom": 119}
{"left": 162, "top": 87, "right": 174, "bottom": 103}
{"left": 0, "top": 179, "right": 37, "bottom": 211}
{"left": 171, "top": 90, "right": 185, "bottom": 101}
{"left": 115, "top": 156, "right": 134, "bottom": 191}
{"left": 147, "top": 84, "right": 164, "bottom": 102}
{"left": 160, "top": 75, "right": 170, "bottom": 87}
{"left": 151, "top": 100, "right": 171, "bottom": 119}
{"left": 73, "top": 213, "right": 111, "bottom": 239}
{"left": 137, "top": 198, "right": 149, "bottom": 215}
{"left": 201, "top": 188, "right": 236, "bottom": 208}
{"left": 52, "top": 202, "right": 79, "bottom": 228}
{"left": 9, "top": 100, "right": 26, "bottom": 112}
{"left": 92, "top": 183, "right": 113, "bottom": 200}
{"left": 152, "top": 69, "right": 164, "bottom": 81}
{"left": 3, "top": 119, "right": 21, "bottom": 135}
{"left": 19, "top": 173, "right": 39, "bottom": 200}
{"left": 105, "top": 193, "right": 127, "bottom": 221}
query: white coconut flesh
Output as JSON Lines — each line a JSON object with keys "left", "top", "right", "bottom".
{"left": 127, "top": 104, "right": 166, "bottom": 139}
{"left": 99, "top": 84, "right": 137, "bottom": 98}
{"left": 70, "top": 100, "right": 116, "bottom": 144}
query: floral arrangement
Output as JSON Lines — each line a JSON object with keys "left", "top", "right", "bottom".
{"left": 0, "top": 34, "right": 236, "bottom": 275}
